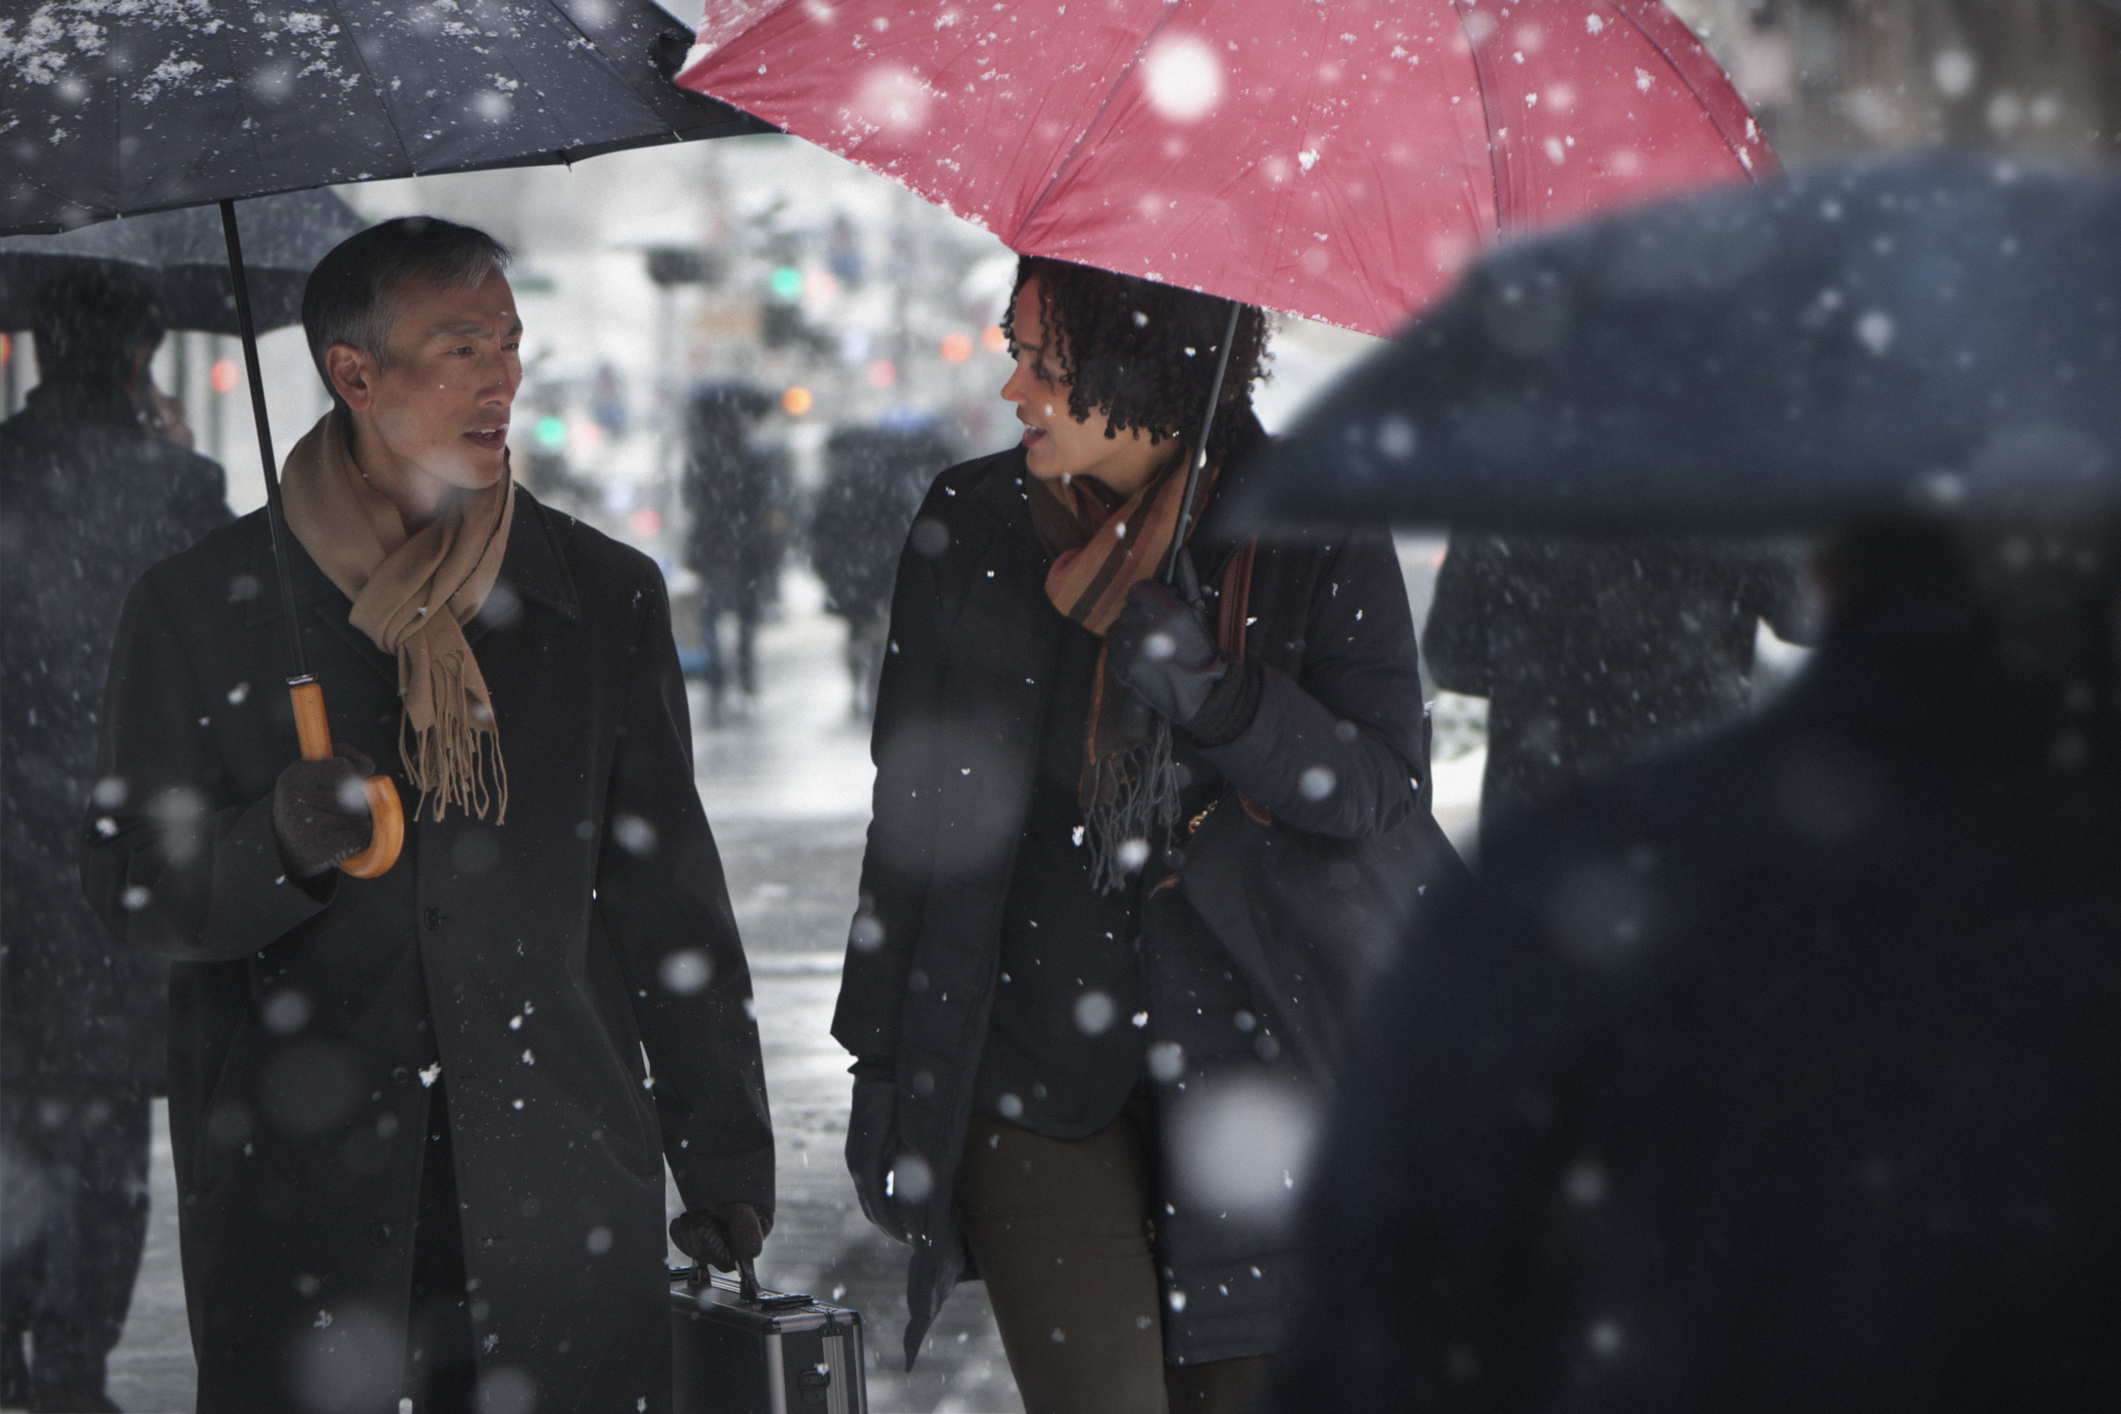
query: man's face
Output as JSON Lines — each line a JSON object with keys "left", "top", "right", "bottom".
{"left": 335, "top": 269, "right": 522, "bottom": 495}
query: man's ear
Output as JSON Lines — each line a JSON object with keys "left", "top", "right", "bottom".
{"left": 325, "top": 343, "right": 377, "bottom": 413}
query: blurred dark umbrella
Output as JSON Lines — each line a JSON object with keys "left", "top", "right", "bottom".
{"left": 0, "top": 0, "right": 773, "bottom": 879}
{"left": 1242, "top": 153, "right": 2121, "bottom": 534}
{"left": 0, "top": 190, "right": 365, "bottom": 332}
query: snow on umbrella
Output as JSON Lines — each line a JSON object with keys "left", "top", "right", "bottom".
{"left": 1237, "top": 153, "right": 2121, "bottom": 534}
{"left": 0, "top": 0, "right": 770, "bottom": 233}
{"left": 0, "top": 189, "right": 365, "bottom": 333}
{"left": 0, "top": 0, "right": 772, "bottom": 880}
{"left": 673, "top": 0, "right": 1773, "bottom": 338}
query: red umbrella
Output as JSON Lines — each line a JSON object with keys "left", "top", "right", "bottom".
{"left": 676, "top": 0, "right": 1773, "bottom": 336}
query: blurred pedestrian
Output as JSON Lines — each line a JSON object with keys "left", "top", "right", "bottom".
{"left": 79, "top": 218, "right": 773, "bottom": 1413}
{"left": 1423, "top": 533, "right": 1814, "bottom": 831}
{"left": 1278, "top": 516, "right": 2121, "bottom": 1411}
{"left": 680, "top": 383, "right": 788, "bottom": 723}
{"left": 810, "top": 421, "right": 956, "bottom": 716}
{"left": 836, "top": 256, "right": 1453, "bottom": 1412}
{"left": 0, "top": 268, "right": 230, "bottom": 1414}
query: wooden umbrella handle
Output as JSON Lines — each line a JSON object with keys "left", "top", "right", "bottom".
{"left": 289, "top": 680, "right": 405, "bottom": 878}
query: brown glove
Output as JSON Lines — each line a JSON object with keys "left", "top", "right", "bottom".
{"left": 272, "top": 747, "right": 375, "bottom": 878}
{"left": 670, "top": 1202, "right": 773, "bottom": 1273}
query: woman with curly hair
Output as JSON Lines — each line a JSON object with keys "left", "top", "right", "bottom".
{"left": 834, "top": 256, "right": 1441, "bottom": 1412}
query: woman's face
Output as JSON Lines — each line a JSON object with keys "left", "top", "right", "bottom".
{"left": 1000, "top": 280, "right": 1174, "bottom": 496}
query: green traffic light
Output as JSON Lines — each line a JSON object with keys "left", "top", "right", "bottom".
{"left": 535, "top": 415, "right": 567, "bottom": 450}
{"left": 769, "top": 265, "right": 804, "bottom": 302}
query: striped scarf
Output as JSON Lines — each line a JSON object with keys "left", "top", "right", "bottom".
{"left": 1030, "top": 459, "right": 1220, "bottom": 893}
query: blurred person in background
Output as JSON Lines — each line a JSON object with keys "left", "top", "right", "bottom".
{"left": 1, "top": 268, "right": 230, "bottom": 1413}
{"left": 1280, "top": 516, "right": 2121, "bottom": 1410}
{"left": 79, "top": 218, "right": 773, "bottom": 1413}
{"left": 836, "top": 256, "right": 1450, "bottom": 1413}
{"left": 681, "top": 382, "right": 789, "bottom": 724}
{"left": 1422, "top": 534, "right": 1815, "bottom": 832}
{"left": 810, "top": 420, "right": 958, "bottom": 716}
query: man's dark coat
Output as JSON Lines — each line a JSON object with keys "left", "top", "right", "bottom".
{"left": 1281, "top": 574, "right": 2121, "bottom": 1411}
{"left": 831, "top": 442, "right": 1438, "bottom": 1369}
{"left": 2, "top": 380, "right": 229, "bottom": 1090}
{"left": 1423, "top": 533, "right": 1812, "bottom": 827}
{"left": 81, "top": 485, "right": 773, "bottom": 1414}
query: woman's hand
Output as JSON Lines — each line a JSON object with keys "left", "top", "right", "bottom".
{"left": 1109, "top": 580, "right": 1228, "bottom": 726}
{"left": 846, "top": 1074, "right": 911, "bottom": 1243}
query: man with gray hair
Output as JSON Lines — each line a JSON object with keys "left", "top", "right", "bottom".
{"left": 83, "top": 217, "right": 773, "bottom": 1413}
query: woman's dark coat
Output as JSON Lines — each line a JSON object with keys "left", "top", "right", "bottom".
{"left": 831, "top": 442, "right": 1436, "bottom": 1369}
{"left": 81, "top": 487, "right": 773, "bottom": 1414}
{"left": 1281, "top": 574, "right": 2121, "bottom": 1411}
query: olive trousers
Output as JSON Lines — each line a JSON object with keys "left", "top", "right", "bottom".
{"left": 956, "top": 1091, "right": 1269, "bottom": 1414}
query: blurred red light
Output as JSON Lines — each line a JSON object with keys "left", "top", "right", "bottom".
{"left": 210, "top": 358, "right": 242, "bottom": 395}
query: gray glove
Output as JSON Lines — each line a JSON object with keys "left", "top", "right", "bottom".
{"left": 1109, "top": 579, "right": 1228, "bottom": 727}
{"left": 846, "top": 1075, "right": 910, "bottom": 1243}
{"left": 272, "top": 747, "right": 375, "bottom": 878}
{"left": 670, "top": 1202, "right": 773, "bottom": 1273}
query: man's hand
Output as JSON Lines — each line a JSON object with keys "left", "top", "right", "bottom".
{"left": 670, "top": 1202, "right": 773, "bottom": 1273}
{"left": 272, "top": 747, "right": 375, "bottom": 878}
{"left": 1109, "top": 579, "right": 1228, "bottom": 727}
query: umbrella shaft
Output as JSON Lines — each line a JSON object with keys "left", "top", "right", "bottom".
{"left": 1162, "top": 301, "right": 1245, "bottom": 586}
{"left": 218, "top": 200, "right": 307, "bottom": 680}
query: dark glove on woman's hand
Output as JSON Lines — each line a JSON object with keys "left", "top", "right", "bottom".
{"left": 670, "top": 1202, "right": 773, "bottom": 1273}
{"left": 1109, "top": 580, "right": 1228, "bottom": 727}
{"left": 846, "top": 1075, "right": 910, "bottom": 1243}
{"left": 272, "top": 746, "right": 375, "bottom": 878}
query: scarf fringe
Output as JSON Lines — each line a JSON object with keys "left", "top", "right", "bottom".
{"left": 1085, "top": 717, "right": 1180, "bottom": 895}
{"left": 403, "top": 650, "right": 509, "bottom": 823}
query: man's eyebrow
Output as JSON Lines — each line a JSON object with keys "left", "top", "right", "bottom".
{"left": 424, "top": 318, "right": 522, "bottom": 340}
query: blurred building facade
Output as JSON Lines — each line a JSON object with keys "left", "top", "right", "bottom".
{"left": 1673, "top": 0, "right": 2121, "bottom": 165}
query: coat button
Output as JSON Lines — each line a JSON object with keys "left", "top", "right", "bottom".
{"left": 368, "top": 1223, "right": 392, "bottom": 1248}
{"left": 425, "top": 907, "right": 440, "bottom": 929}
{"left": 391, "top": 1066, "right": 412, "bottom": 1088}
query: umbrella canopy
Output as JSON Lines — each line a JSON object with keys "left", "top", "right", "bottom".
{"left": 675, "top": 0, "right": 1770, "bottom": 336}
{"left": 0, "top": 0, "right": 772, "bottom": 235}
{"left": 1238, "top": 153, "right": 2121, "bottom": 534}
{"left": 0, "top": 189, "right": 365, "bottom": 333}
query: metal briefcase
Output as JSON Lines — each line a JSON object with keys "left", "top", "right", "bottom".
{"left": 669, "top": 1260, "right": 869, "bottom": 1414}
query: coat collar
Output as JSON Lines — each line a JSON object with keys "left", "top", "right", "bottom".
{"left": 243, "top": 485, "right": 579, "bottom": 660}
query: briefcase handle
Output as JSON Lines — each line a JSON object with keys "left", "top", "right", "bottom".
{"left": 670, "top": 1258, "right": 813, "bottom": 1311}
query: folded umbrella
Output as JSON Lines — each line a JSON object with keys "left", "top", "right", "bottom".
{"left": 0, "top": 190, "right": 365, "bottom": 333}
{"left": 676, "top": 0, "right": 1772, "bottom": 337}
{"left": 1239, "top": 152, "right": 2121, "bottom": 534}
{"left": 1, "top": 0, "right": 774, "bottom": 879}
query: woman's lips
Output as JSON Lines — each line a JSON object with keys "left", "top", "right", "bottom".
{"left": 465, "top": 428, "right": 507, "bottom": 451}
{"left": 1019, "top": 427, "right": 1045, "bottom": 446}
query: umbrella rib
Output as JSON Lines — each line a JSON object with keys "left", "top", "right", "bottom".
{"left": 1448, "top": 0, "right": 1511, "bottom": 239}
{"left": 1603, "top": 0, "right": 1780, "bottom": 180}
{"left": 324, "top": 0, "right": 420, "bottom": 178}
{"left": 1013, "top": 0, "right": 1191, "bottom": 245}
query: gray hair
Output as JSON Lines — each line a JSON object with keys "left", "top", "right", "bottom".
{"left": 301, "top": 216, "right": 511, "bottom": 411}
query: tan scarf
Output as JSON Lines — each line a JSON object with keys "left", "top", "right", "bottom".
{"left": 280, "top": 410, "right": 514, "bottom": 823}
{"left": 1029, "top": 457, "right": 1221, "bottom": 891}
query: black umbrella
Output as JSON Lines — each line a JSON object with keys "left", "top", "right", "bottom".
{"left": 0, "top": 190, "right": 365, "bottom": 332}
{"left": 0, "top": 0, "right": 773, "bottom": 879}
{"left": 1240, "top": 153, "right": 2121, "bottom": 535}
{"left": 1, "top": 0, "right": 769, "bottom": 233}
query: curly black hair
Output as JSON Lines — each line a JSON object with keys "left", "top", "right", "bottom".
{"left": 1003, "top": 256, "right": 1269, "bottom": 469}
